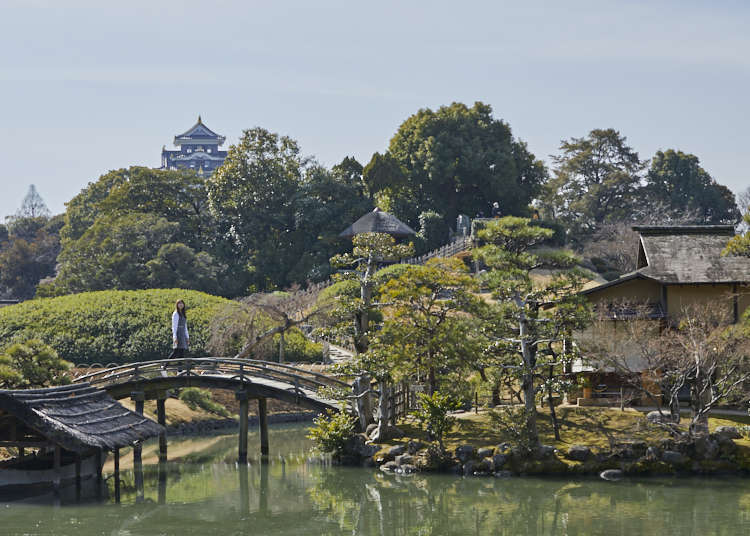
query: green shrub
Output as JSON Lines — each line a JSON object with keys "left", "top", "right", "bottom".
{"left": 272, "top": 328, "right": 323, "bottom": 362}
{"left": 0, "top": 339, "right": 72, "bottom": 389}
{"left": 411, "top": 391, "right": 462, "bottom": 448}
{"left": 307, "top": 409, "right": 356, "bottom": 455}
{"left": 178, "top": 387, "right": 230, "bottom": 417}
{"left": 0, "top": 289, "right": 236, "bottom": 365}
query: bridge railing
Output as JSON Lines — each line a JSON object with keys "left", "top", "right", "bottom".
{"left": 72, "top": 357, "right": 352, "bottom": 398}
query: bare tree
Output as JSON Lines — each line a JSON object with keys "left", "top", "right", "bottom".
{"left": 586, "top": 302, "right": 750, "bottom": 436}
{"left": 17, "top": 185, "right": 50, "bottom": 219}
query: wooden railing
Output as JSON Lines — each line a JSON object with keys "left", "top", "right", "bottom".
{"left": 402, "top": 236, "right": 472, "bottom": 265}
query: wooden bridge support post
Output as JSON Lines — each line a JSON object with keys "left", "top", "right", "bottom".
{"left": 131, "top": 391, "right": 145, "bottom": 503}
{"left": 95, "top": 448, "right": 103, "bottom": 501}
{"left": 53, "top": 445, "right": 61, "bottom": 496}
{"left": 258, "top": 398, "right": 269, "bottom": 460}
{"left": 157, "top": 393, "right": 167, "bottom": 462}
{"left": 75, "top": 453, "right": 82, "bottom": 502}
{"left": 236, "top": 390, "right": 249, "bottom": 464}
{"left": 114, "top": 447, "right": 121, "bottom": 504}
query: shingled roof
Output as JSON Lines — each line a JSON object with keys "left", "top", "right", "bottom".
{"left": 0, "top": 383, "right": 163, "bottom": 453}
{"left": 339, "top": 208, "right": 416, "bottom": 239}
{"left": 633, "top": 225, "right": 748, "bottom": 284}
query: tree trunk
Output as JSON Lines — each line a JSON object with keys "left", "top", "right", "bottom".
{"left": 548, "top": 366, "right": 560, "bottom": 441}
{"left": 491, "top": 381, "right": 501, "bottom": 407}
{"left": 519, "top": 309, "right": 539, "bottom": 446}
{"left": 372, "top": 381, "right": 391, "bottom": 442}
{"left": 428, "top": 367, "right": 436, "bottom": 396}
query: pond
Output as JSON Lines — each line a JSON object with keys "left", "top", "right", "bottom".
{"left": 2, "top": 423, "right": 750, "bottom": 535}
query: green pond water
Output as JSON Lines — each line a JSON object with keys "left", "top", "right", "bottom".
{"left": 2, "top": 423, "right": 750, "bottom": 535}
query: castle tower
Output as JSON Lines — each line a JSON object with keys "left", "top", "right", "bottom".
{"left": 161, "top": 116, "right": 227, "bottom": 175}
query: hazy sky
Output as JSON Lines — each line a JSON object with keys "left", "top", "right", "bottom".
{"left": 1, "top": 0, "right": 748, "bottom": 219}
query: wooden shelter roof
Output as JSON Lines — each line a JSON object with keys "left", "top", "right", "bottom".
{"left": 0, "top": 383, "right": 163, "bottom": 453}
{"left": 339, "top": 208, "right": 416, "bottom": 239}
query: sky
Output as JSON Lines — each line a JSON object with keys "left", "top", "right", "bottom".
{"left": 1, "top": 0, "right": 748, "bottom": 219}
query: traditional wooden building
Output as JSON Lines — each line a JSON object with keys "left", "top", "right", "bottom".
{"left": 582, "top": 225, "right": 750, "bottom": 322}
{"left": 339, "top": 208, "right": 416, "bottom": 239}
{"left": 0, "top": 383, "right": 162, "bottom": 496}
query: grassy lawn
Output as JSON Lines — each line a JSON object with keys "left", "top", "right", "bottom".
{"left": 391, "top": 406, "right": 750, "bottom": 454}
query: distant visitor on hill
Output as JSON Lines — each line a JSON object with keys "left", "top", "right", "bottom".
{"left": 170, "top": 299, "right": 189, "bottom": 358}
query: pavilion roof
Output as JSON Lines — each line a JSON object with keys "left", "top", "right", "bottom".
{"left": 339, "top": 208, "right": 416, "bottom": 239}
{"left": 174, "top": 116, "right": 225, "bottom": 144}
{"left": 0, "top": 383, "right": 163, "bottom": 453}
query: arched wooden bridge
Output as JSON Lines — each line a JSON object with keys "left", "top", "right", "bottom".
{"left": 72, "top": 358, "right": 352, "bottom": 463}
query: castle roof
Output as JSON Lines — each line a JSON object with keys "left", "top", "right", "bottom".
{"left": 174, "top": 116, "right": 226, "bottom": 145}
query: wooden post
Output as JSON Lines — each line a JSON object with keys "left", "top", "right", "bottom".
{"left": 75, "top": 453, "right": 82, "bottom": 502}
{"left": 157, "top": 394, "right": 167, "bottom": 462}
{"left": 114, "top": 447, "right": 121, "bottom": 504}
{"left": 158, "top": 458, "right": 167, "bottom": 505}
{"left": 95, "top": 449, "right": 103, "bottom": 501}
{"left": 258, "top": 398, "right": 269, "bottom": 459}
{"left": 236, "top": 390, "right": 249, "bottom": 463}
{"left": 131, "top": 391, "right": 145, "bottom": 503}
{"left": 279, "top": 331, "right": 285, "bottom": 363}
{"left": 53, "top": 445, "right": 62, "bottom": 495}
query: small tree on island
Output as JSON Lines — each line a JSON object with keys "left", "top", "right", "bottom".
{"left": 477, "top": 217, "right": 591, "bottom": 446}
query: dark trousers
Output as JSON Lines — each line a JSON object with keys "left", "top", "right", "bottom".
{"left": 169, "top": 347, "right": 186, "bottom": 359}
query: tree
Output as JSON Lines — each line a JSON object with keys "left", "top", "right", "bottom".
{"left": 207, "top": 127, "right": 307, "bottom": 292}
{"left": 644, "top": 150, "right": 739, "bottom": 223}
{"left": 0, "top": 339, "right": 72, "bottom": 389}
{"left": 329, "top": 233, "right": 413, "bottom": 354}
{"left": 724, "top": 211, "right": 750, "bottom": 256}
{"left": 477, "top": 217, "right": 590, "bottom": 445}
{"left": 145, "top": 242, "right": 224, "bottom": 294}
{"left": 543, "top": 129, "right": 646, "bottom": 235}
{"left": 17, "top": 185, "right": 50, "bottom": 219}
{"left": 388, "top": 102, "right": 547, "bottom": 226}
{"left": 362, "top": 152, "right": 410, "bottom": 214}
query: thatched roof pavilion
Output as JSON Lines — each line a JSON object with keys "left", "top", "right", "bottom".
{"left": 339, "top": 208, "right": 416, "bottom": 239}
{"left": 0, "top": 383, "right": 162, "bottom": 454}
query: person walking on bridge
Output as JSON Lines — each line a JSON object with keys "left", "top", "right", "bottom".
{"left": 170, "top": 299, "right": 189, "bottom": 358}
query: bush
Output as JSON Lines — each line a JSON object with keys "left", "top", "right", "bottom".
{"left": 0, "top": 339, "right": 72, "bottom": 388}
{"left": 411, "top": 391, "right": 461, "bottom": 448}
{"left": 178, "top": 387, "right": 230, "bottom": 417}
{"left": 0, "top": 289, "right": 236, "bottom": 365}
{"left": 272, "top": 328, "right": 323, "bottom": 362}
{"left": 307, "top": 409, "right": 356, "bottom": 455}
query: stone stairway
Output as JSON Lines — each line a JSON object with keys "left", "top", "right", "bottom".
{"left": 325, "top": 343, "right": 355, "bottom": 364}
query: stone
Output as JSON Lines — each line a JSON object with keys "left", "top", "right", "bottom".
{"left": 714, "top": 426, "right": 742, "bottom": 440}
{"left": 395, "top": 454, "right": 415, "bottom": 466}
{"left": 645, "top": 446, "right": 660, "bottom": 461}
{"left": 455, "top": 445, "right": 475, "bottom": 463}
{"left": 380, "top": 461, "right": 399, "bottom": 473}
{"left": 535, "top": 445, "right": 556, "bottom": 459}
{"left": 476, "top": 447, "right": 495, "bottom": 459}
{"left": 398, "top": 464, "right": 417, "bottom": 474}
{"left": 463, "top": 460, "right": 476, "bottom": 476}
{"left": 693, "top": 437, "right": 720, "bottom": 460}
{"left": 474, "top": 458, "right": 494, "bottom": 475}
{"left": 600, "top": 469, "right": 624, "bottom": 481}
{"left": 492, "top": 453, "right": 507, "bottom": 470}
{"left": 567, "top": 445, "right": 592, "bottom": 461}
{"left": 662, "top": 450, "right": 686, "bottom": 465}
{"left": 387, "top": 445, "right": 406, "bottom": 458}
{"left": 407, "top": 440, "right": 426, "bottom": 454}
{"left": 493, "top": 470, "right": 514, "bottom": 478}
{"left": 647, "top": 411, "right": 676, "bottom": 424}
{"left": 496, "top": 443, "right": 511, "bottom": 453}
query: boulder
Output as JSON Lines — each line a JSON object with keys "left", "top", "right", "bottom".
{"left": 567, "top": 445, "right": 592, "bottom": 462}
{"left": 662, "top": 450, "right": 686, "bottom": 465}
{"left": 476, "top": 447, "right": 495, "bottom": 459}
{"left": 387, "top": 445, "right": 407, "bottom": 458}
{"left": 395, "top": 454, "right": 415, "bottom": 466}
{"left": 647, "top": 411, "right": 676, "bottom": 424}
{"left": 600, "top": 469, "right": 624, "bottom": 481}
{"left": 380, "top": 461, "right": 399, "bottom": 473}
{"left": 463, "top": 460, "right": 476, "bottom": 476}
{"left": 398, "top": 464, "right": 417, "bottom": 474}
{"left": 693, "top": 436, "right": 720, "bottom": 460}
{"left": 493, "top": 470, "right": 514, "bottom": 478}
{"left": 407, "top": 440, "right": 426, "bottom": 455}
{"left": 714, "top": 426, "right": 742, "bottom": 440}
{"left": 455, "top": 445, "right": 475, "bottom": 463}
{"left": 473, "top": 458, "right": 494, "bottom": 475}
{"left": 535, "top": 445, "right": 556, "bottom": 459}
{"left": 492, "top": 453, "right": 507, "bottom": 470}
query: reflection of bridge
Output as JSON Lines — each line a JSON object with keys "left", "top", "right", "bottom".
{"left": 72, "top": 358, "right": 350, "bottom": 466}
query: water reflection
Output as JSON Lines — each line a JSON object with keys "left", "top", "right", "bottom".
{"left": 1, "top": 424, "right": 749, "bottom": 535}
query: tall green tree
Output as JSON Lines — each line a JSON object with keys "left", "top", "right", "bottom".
{"left": 477, "top": 217, "right": 590, "bottom": 445}
{"left": 644, "top": 149, "right": 739, "bottom": 223}
{"left": 388, "top": 102, "right": 547, "bottom": 226}
{"left": 207, "top": 127, "right": 307, "bottom": 292}
{"left": 544, "top": 128, "right": 646, "bottom": 235}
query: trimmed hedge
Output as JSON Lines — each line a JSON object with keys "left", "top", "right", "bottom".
{"left": 0, "top": 289, "right": 236, "bottom": 365}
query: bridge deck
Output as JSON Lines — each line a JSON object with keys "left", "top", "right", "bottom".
{"left": 73, "top": 358, "right": 350, "bottom": 413}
